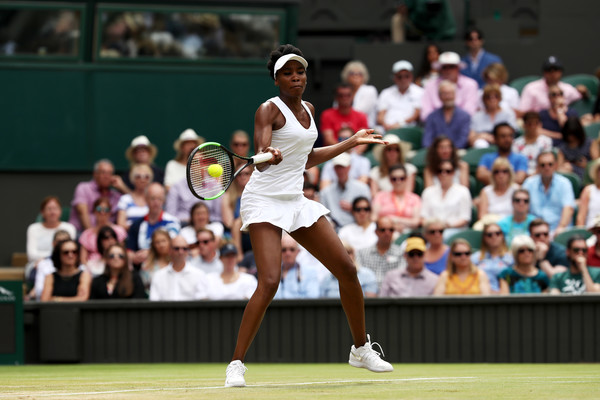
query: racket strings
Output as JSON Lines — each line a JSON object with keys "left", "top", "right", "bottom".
{"left": 188, "top": 145, "right": 233, "bottom": 199}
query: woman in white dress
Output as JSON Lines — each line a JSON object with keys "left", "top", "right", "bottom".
{"left": 225, "top": 44, "right": 392, "bottom": 387}
{"left": 205, "top": 243, "right": 257, "bottom": 300}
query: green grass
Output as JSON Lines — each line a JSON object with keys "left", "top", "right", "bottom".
{"left": 0, "top": 363, "right": 598, "bottom": 399}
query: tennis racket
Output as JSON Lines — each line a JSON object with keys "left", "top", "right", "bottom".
{"left": 186, "top": 141, "right": 273, "bottom": 200}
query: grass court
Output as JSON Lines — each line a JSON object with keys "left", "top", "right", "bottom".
{"left": 0, "top": 363, "right": 598, "bottom": 399}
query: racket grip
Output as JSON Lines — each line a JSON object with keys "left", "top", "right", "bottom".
{"left": 252, "top": 152, "right": 274, "bottom": 164}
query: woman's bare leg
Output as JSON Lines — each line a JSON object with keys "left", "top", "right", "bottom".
{"left": 291, "top": 217, "right": 367, "bottom": 347}
{"left": 231, "top": 222, "right": 282, "bottom": 361}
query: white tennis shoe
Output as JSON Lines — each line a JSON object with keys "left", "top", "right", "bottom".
{"left": 349, "top": 334, "right": 394, "bottom": 372}
{"left": 225, "top": 360, "right": 247, "bottom": 387}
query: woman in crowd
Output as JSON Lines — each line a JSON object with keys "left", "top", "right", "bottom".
{"left": 423, "top": 135, "right": 469, "bottom": 188}
{"left": 117, "top": 163, "right": 151, "bottom": 229}
{"left": 415, "top": 44, "right": 440, "bottom": 87}
{"left": 539, "top": 85, "right": 578, "bottom": 146}
{"left": 26, "top": 196, "right": 76, "bottom": 281}
{"left": 421, "top": 160, "right": 472, "bottom": 240}
{"left": 433, "top": 239, "right": 491, "bottom": 295}
{"left": 78, "top": 197, "right": 127, "bottom": 275}
{"left": 340, "top": 60, "right": 379, "bottom": 128}
{"left": 476, "top": 157, "right": 519, "bottom": 221}
{"left": 320, "top": 242, "right": 377, "bottom": 298}
{"left": 164, "top": 128, "right": 204, "bottom": 190}
{"left": 499, "top": 235, "right": 549, "bottom": 294}
{"left": 84, "top": 226, "right": 120, "bottom": 277}
{"left": 90, "top": 244, "right": 146, "bottom": 299}
{"left": 557, "top": 116, "right": 592, "bottom": 180}
{"left": 180, "top": 202, "right": 225, "bottom": 247}
{"left": 479, "top": 63, "right": 520, "bottom": 113}
{"left": 140, "top": 229, "right": 171, "bottom": 290}
{"left": 422, "top": 218, "right": 450, "bottom": 275}
{"left": 469, "top": 84, "right": 518, "bottom": 148}
{"left": 121, "top": 135, "right": 164, "bottom": 190}
{"left": 372, "top": 164, "right": 421, "bottom": 234}
{"left": 338, "top": 197, "right": 378, "bottom": 252}
{"left": 470, "top": 223, "right": 513, "bottom": 294}
{"left": 41, "top": 239, "right": 91, "bottom": 302}
{"left": 369, "top": 134, "right": 416, "bottom": 195}
{"left": 576, "top": 158, "right": 600, "bottom": 228}
{"left": 205, "top": 243, "right": 258, "bottom": 300}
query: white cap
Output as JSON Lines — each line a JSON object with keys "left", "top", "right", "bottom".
{"left": 273, "top": 54, "right": 308, "bottom": 79}
{"left": 392, "top": 60, "right": 413, "bottom": 73}
{"left": 332, "top": 152, "right": 351, "bottom": 168}
{"left": 433, "top": 51, "right": 464, "bottom": 69}
{"left": 173, "top": 128, "right": 204, "bottom": 151}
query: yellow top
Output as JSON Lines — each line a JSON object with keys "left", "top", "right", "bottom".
{"left": 445, "top": 272, "right": 481, "bottom": 295}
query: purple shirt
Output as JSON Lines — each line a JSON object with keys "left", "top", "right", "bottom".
{"left": 420, "top": 75, "right": 479, "bottom": 121}
{"left": 68, "top": 180, "right": 121, "bottom": 232}
{"left": 423, "top": 106, "right": 471, "bottom": 149}
{"left": 165, "top": 178, "right": 223, "bottom": 224}
{"left": 379, "top": 267, "right": 438, "bottom": 297}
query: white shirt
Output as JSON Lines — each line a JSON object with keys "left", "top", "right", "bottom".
{"left": 164, "top": 159, "right": 186, "bottom": 188}
{"left": 420, "top": 183, "right": 472, "bottom": 226}
{"left": 377, "top": 83, "right": 424, "bottom": 127}
{"left": 512, "top": 135, "right": 553, "bottom": 175}
{"left": 321, "top": 153, "right": 371, "bottom": 183}
{"left": 205, "top": 271, "right": 258, "bottom": 300}
{"left": 26, "top": 222, "right": 77, "bottom": 262}
{"left": 180, "top": 223, "right": 225, "bottom": 245}
{"left": 338, "top": 222, "right": 378, "bottom": 251}
{"left": 189, "top": 253, "right": 223, "bottom": 274}
{"left": 477, "top": 84, "right": 520, "bottom": 112}
{"left": 353, "top": 84, "right": 379, "bottom": 128}
{"left": 149, "top": 263, "right": 207, "bottom": 301}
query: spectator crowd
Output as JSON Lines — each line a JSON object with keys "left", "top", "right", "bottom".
{"left": 25, "top": 30, "right": 600, "bottom": 302}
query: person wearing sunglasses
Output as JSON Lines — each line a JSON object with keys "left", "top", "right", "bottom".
{"left": 41, "top": 239, "right": 91, "bottom": 302}
{"left": 549, "top": 235, "right": 600, "bottom": 294}
{"left": 380, "top": 236, "right": 438, "bottom": 297}
{"left": 476, "top": 157, "right": 519, "bottom": 223}
{"left": 122, "top": 135, "right": 164, "bottom": 191}
{"left": 319, "top": 83, "right": 369, "bottom": 147}
{"left": 338, "top": 197, "right": 378, "bottom": 252}
{"left": 117, "top": 163, "right": 152, "bottom": 229}
{"left": 512, "top": 111, "right": 552, "bottom": 175}
{"left": 90, "top": 244, "right": 145, "bottom": 299}
{"left": 471, "top": 223, "right": 513, "bottom": 294}
{"left": 498, "top": 235, "right": 549, "bottom": 294}
{"left": 556, "top": 116, "right": 592, "bottom": 180}
{"left": 497, "top": 189, "right": 536, "bottom": 246}
{"left": 433, "top": 238, "right": 490, "bottom": 295}
{"left": 149, "top": 235, "right": 207, "bottom": 301}
{"left": 78, "top": 197, "right": 127, "bottom": 275}
{"left": 528, "top": 218, "right": 569, "bottom": 278}
{"left": 422, "top": 219, "right": 450, "bottom": 275}
{"left": 205, "top": 243, "right": 258, "bottom": 300}
{"left": 273, "top": 234, "right": 320, "bottom": 299}
{"left": 522, "top": 151, "right": 575, "bottom": 236}
{"left": 538, "top": 84, "right": 579, "bottom": 146}
{"left": 469, "top": 84, "right": 518, "bottom": 149}
{"left": 189, "top": 229, "right": 223, "bottom": 274}
{"left": 370, "top": 134, "right": 417, "bottom": 196}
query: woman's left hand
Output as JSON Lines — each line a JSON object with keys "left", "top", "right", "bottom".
{"left": 353, "top": 129, "right": 387, "bottom": 146}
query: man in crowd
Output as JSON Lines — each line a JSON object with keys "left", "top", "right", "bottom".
{"left": 274, "top": 234, "right": 320, "bottom": 299}
{"left": 460, "top": 28, "right": 503, "bottom": 88}
{"left": 549, "top": 236, "right": 600, "bottom": 294}
{"left": 379, "top": 236, "right": 437, "bottom": 297}
{"left": 476, "top": 123, "right": 528, "bottom": 185}
{"left": 189, "top": 229, "right": 223, "bottom": 274}
{"left": 319, "top": 83, "right": 369, "bottom": 146}
{"left": 497, "top": 189, "right": 537, "bottom": 246}
{"left": 529, "top": 218, "right": 569, "bottom": 278}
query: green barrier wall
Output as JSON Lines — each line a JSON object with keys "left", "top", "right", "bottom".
{"left": 0, "top": 281, "right": 24, "bottom": 365}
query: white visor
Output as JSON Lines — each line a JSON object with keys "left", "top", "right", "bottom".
{"left": 273, "top": 54, "right": 308, "bottom": 79}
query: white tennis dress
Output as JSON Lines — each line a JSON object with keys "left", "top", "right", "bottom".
{"left": 240, "top": 96, "right": 330, "bottom": 232}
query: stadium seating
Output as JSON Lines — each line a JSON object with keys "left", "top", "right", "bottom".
{"left": 558, "top": 171, "right": 583, "bottom": 198}
{"left": 553, "top": 227, "right": 592, "bottom": 246}
{"left": 584, "top": 121, "right": 600, "bottom": 140}
{"left": 35, "top": 206, "right": 71, "bottom": 223}
{"left": 569, "top": 97, "right": 596, "bottom": 115}
{"left": 562, "top": 74, "right": 599, "bottom": 97}
{"left": 461, "top": 146, "right": 498, "bottom": 174}
{"left": 408, "top": 147, "right": 427, "bottom": 174}
{"left": 387, "top": 126, "right": 423, "bottom": 150}
{"left": 509, "top": 75, "right": 540, "bottom": 95}
{"left": 444, "top": 228, "right": 482, "bottom": 250}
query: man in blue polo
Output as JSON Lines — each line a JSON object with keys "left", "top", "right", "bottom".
{"left": 476, "top": 123, "right": 528, "bottom": 186}
{"left": 460, "top": 28, "right": 503, "bottom": 88}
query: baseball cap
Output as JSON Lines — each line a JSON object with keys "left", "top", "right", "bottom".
{"left": 405, "top": 237, "right": 426, "bottom": 253}
{"left": 332, "top": 152, "right": 351, "bottom": 168}
{"left": 392, "top": 60, "right": 413, "bottom": 73}
{"left": 219, "top": 243, "right": 238, "bottom": 257}
{"left": 542, "top": 56, "right": 563, "bottom": 71}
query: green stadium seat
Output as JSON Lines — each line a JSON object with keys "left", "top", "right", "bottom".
{"left": 461, "top": 146, "right": 497, "bottom": 174}
{"left": 569, "top": 96, "right": 595, "bottom": 116}
{"left": 35, "top": 206, "right": 71, "bottom": 223}
{"left": 584, "top": 121, "right": 600, "bottom": 140}
{"left": 413, "top": 175, "right": 424, "bottom": 196}
{"left": 394, "top": 232, "right": 411, "bottom": 246}
{"left": 509, "top": 75, "right": 540, "bottom": 95}
{"left": 562, "top": 74, "right": 599, "bottom": 97}
{"left": 553, "top": 227, "right": 592, "bottom": 247}
{"left": 558, "top": 171, "right": 582, "bottom": 198}
{"left": 408, "top": 147, "right": 428, "bottom": 174}
{"left": 387, "top": 126, "right": 423, "bottom": 150}
{"left": 443, "top": 228, "right": 482, "bottom": 250}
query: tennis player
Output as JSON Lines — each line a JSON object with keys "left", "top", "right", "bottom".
{"left": 225, "top": 44, "right": 393, "bottom": 387}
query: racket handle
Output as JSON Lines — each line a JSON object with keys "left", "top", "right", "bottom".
{"left": 252, "top": 152, "right": 274, "bottom": 164}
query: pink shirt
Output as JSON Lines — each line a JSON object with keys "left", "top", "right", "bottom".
{"left": 519, "top": 79, "right": 581, "bottom": 112}
{"left": 420, "top": 75, "right": 479, "bottom": 121}
{"left": 69, "top": 180, "right": 121, "bottom": 232}
{"left": 79, "top": 224, "right": 128, "bottom": 262}
{"left": 373, "top": 191, "right": 421, "bottom": 219}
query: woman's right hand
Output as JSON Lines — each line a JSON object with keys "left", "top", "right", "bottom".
{"left": 256, "top": 147, "right": 283, "bottom": 171}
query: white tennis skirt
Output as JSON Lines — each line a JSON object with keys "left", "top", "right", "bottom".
{"left": 240, "top": 191, "right": 330, "bottom": 232}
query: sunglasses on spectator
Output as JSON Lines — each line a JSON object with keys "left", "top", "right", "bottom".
{"left": 232, "top": 142, "right": 249, "bottom": 147}
{"left": 95, "top": 206, "right": 111, "bottom": 213}
{"left": 101, "top": 234, "right": 116, "bottom": 240}
{"left": 173, "top": 246, "right": 189, "bottom": 252}
{"left": 61, "top": 249, "right": 77, "bottom": 255}
{"left": 493, "top": 169, "right": 510, "bottom": 175}
{"left": 108, "top": 253, "right": 125, "bottom": 259}
{"left": 427, "top": 229, "right": 444, "bottom": 235}
{"left": 353, "top": 207, "right": 371, "bottom": 213}
{"left": 485, "top": 231, "right": 502, "bottom": 238}
{"left": 197, "top": 240, "right": 212, "bottom": 245}
{"left": 539, "top": 162, "right": 554, "bottom": 168}
{"left": 133, "top": 174, "right": 151, "bottom": 180}
{"left": 407, "top": 251, "right": 424, "bottom": 258}
{"left": 549, "top": 91, "right": 563, "bottom": 97}
{"left": 437, "top": 168, "right": 453, "bottom": 174}
{"left": 282, "top": 247, "right": 298, "bottom": 253}
{"left": 513, "top": 198, "right": 529, "bottom": 204}
{"left": 518, "top": 248, "right": 534, "bottom": 254}
{"left": 377, "top": 228, "right": 394, "bottom": 233}
{"left": 394, "top": 74, "right": 411, "bottom": 80}
{"left": 385, "top": 146, "right": 400, "bottom": 152}
{"left": 453, "top": 251, "right": 470, "bottom": 257}
{"left": 533, "top": 232, "right": 549, "bottom": 238}
{"left": 570, "top": 247, "right": 587, "bottom": 254}
{"left": 390, "top": 176, "right": 406, "bottom": 182}
{"left": 441, "top": 65, "right": 458, "bottom": 70}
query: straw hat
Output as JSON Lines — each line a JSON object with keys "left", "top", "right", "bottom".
{"left": 372, "top": 134, "right": 412, "bottom": 164}
{"left": 125, "top": 135, "right": 158, "bottom": 163}
{"left": 588, "top": 158, "right": 600, "bottom": 182}
{"left": 173, "top": 128, "right": 204, "bottom": 152}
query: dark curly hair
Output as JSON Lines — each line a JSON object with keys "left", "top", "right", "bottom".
{"left": 51, "top": 239, "right": 81, "bottom": 272}
{"left": 267, "top": 44, "right": 304, "bottom": 81}
{"left": 426, "top": 135, "right": 460, "bottom": 175}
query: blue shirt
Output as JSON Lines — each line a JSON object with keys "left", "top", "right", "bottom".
{"left": 274, "top": 262, "right": 320, "bottom": 299}
{"left": 471, "top": 250, "right": 514, "bottom": 292}
{"left": 522, "top": 174, "right": 575, "bottom": 232}
{"left": 478, "top": 152, "right": 529, "bottom": 174}
{"left": 425, "top": 247, "right": 450, "bottom": 275}
{"left": 320, "top": 267, "right": 378, "bottom": 298}
{"left": 423, "top": 107, "right": 471, "bottom": 149}
{"left": 460, "top": 50, "right": 503, "bottom": 88}
{"left": 497, "top": 214, "right": 537, "bottom": 245}
{"left": 498, "top": 267, "right": 549, "bottom": 294}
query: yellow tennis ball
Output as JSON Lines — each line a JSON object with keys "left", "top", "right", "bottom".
{"left": 207, "top": 164, "right": 223, "bottom": 178}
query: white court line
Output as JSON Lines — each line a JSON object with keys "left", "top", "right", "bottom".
{"left": 0, "top": 377, "right": 477, "bottom": 398}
